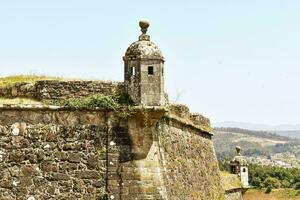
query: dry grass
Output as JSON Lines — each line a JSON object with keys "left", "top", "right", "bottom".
{"left": 0, "top": 98, "right": 42, "bottom": 105}
{"left": 0, "top": 75, "right": 114, "bottom": 89}
{"left": 0, "top": 75, "right": 63, "bottom": 89}
{"left": 244, "top": 189, "right": 300, "bottom": 200}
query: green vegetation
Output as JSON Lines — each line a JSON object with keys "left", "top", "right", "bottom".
{"left": 0, "top": 75, "right": 62, "bottom": 88}
{"left": 265, "top": 186, "right": 272, "bottom": 193}
{"left": 52, "top": 93, "right": 121, "bottom": 110}
{"left": 49, "top": 92, "right": 134, "bottom": 118}
{"left": 248, "top": 164, "right": 300, "bottom": 189}
{"left": 295, "top": 182, "right": 300, "bottom": 190}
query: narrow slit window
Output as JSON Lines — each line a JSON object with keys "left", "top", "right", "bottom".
{"left": 148, "top": 66, "right": 154, "bottom": 75}
{"left": 131, "top": 67, "right": 135, "bottom": 76}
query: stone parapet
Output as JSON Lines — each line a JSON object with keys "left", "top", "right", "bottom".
{"left": 0, "top": 80, "right": 125, "bottom": 100}
{"left": 167, "top": 104, "right": 212, "bottom": 134}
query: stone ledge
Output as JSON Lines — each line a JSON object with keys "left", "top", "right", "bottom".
{"left": 165, "top": 104, "right": 212, "bottom": 135}
{"left": 0, "top": 104, "right": 211, "bottom": 134}
{"left": 164, "top": 113, "right": 213, "bottom": 135}
{"left": 0, "top": 104, "right": 167, "bottom": 112}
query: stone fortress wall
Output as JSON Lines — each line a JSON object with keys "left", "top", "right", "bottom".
{"left": 0, "top": 81, "right": 225, "bottom": 200}
{"left": 0, "top": 19, "right": 245, "bottom": 200}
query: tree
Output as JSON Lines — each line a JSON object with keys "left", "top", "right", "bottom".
{"left": 264, "top": 177, "right": 281, "bottom": 189}
{"left": 281, "top": 180, "right": 291, "bottom": 188}
{"left": 250, "top": 177, "right": 263, "bottom": 188}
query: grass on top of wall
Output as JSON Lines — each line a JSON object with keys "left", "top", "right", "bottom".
{"left": 0, "top": 75, "right": 63, "bottom": 89}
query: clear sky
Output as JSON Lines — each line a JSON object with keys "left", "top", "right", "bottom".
{"left": 0, "top": 1, "right": 299, "bottom": 125}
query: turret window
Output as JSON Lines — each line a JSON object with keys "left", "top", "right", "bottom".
{"left": 131, "top": 66, "right": 136, "bottom": 76}
{"left": 148, "top": 66, "right": 154, "bottom": 75}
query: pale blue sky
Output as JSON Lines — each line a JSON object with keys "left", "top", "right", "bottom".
{"left": 0, "top": 1, "right": 299, "bottom": 125}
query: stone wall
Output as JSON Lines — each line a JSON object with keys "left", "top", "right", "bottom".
{"left": 0, "top": 108, "right": 107, "bottom": 200}
{"left": 105, "top": 109, "right": 167, "bottom": 200}
{"left": 0, "top": 80, "right": 124, "bottom": 100}
{"left": 0, "top": 105, "right": 224, "bottom": 200}
{"left": 157, "top": 117, "right": 224, "bottom": 200}
{"left": 225, "top": 190, "right": 243, "bottom": 200}
{"left": 0, "top": 106, "right": 168, "bottom": 200}
{"left": 220, "top": 171, "right": 243, "bottom": 200}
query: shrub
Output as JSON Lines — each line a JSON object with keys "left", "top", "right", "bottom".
{"left": 265, "top": 186, "right": 272, "bottom": 194}
{"left": 281, "top": 180, "right": 291, "bottom": 188}
{"left": 251, "top": 177, "right": 263, "bottom": 188}
{"left": 295, "top": 182, "right": 300, "bottom": 190}
{"left": 49, "top": 92, "right": 135, "bottom": 118}
{"left": 263, "top": 177, "right": 281, "bottom": 189}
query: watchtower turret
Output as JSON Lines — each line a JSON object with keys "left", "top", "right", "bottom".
{"left": 230, "top": 146, "right": 249, "bottom": 188}
{"left": 123, "top": 19, "right": 166, "bottom": 106}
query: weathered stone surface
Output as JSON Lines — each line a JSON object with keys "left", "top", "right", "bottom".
{"left": 75, "top": 170, "right": 99, "bottom": 179}
{"left": 0, "top": 107, "right": 224, "bottom": 200}
{"left": 0, "top": 110, "right": 106, "bottom": 199}
{"left": 49, "top": 172, "right": 71, "bottom": 181}
{"left": 157, "top": 117, "right": 224, "bottom": 200}
{"left": 225, "top": 190, "right": 243, "bottom": 200}
{"left": 21, "top": 165, "right": 38, "bottom": 177}
{"left": 0, "top": 180, "right": 13, "bottom": 189}
{"left": 68, "top": 152, "right": 82, "bottom": 163}
{"left": 87, "top": 154, "right": 98, "bottom": 169}
{"left": 0, "top": 80, "right": 125, "bottom": 101}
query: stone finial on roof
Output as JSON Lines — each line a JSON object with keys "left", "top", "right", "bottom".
{"left": 124, "top": 19, "right": 164, "bottom": 61}
{"left": 138, "top": 19, "right": 150, "bottom": 41}
{"left": 139, "top": 19, "right": 150, "bottom": 34}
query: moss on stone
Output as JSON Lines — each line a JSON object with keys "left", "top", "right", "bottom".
{"left": 220, "top": 171, "right": 242, "bottom": 191}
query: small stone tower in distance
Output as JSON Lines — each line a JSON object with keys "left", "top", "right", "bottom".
{"left": 123, "top": 19, "right": 166, "bottom": 106}
{"left": 230, "top": 146, "right": 249, "bottom": 188}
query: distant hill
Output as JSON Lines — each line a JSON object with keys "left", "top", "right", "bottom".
{"left": 274, "top": 130, "right": 300, "bottom": 139}
{"left": 213, "top": 127, "right": 300, "bottom": 160}
{"left": 213, "top": 121, "right": 300, "bottom": 139}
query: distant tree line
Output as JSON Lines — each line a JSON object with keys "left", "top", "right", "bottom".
{"left": 214, "top": 127, "right": 295, "bottom": 141}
